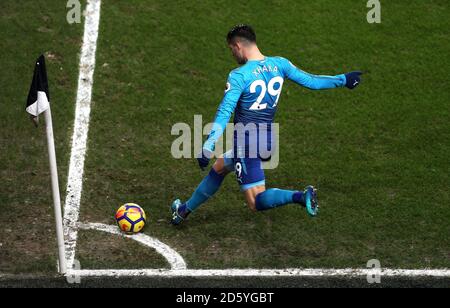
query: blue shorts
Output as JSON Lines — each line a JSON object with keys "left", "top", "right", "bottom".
{"left": 234, "top": 157, "right": 266, "bottom": 191}
{"left": 223, "top": 151, "right": 266, "bottom": 192}
{"left": 222, "top": 126, "right": 274, "bottom": 191}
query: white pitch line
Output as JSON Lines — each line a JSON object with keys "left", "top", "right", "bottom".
{"left": 79, "top": 223, "right": 187, "bottom": 270}
{"left": 63, "top": 0, "right": 102, "bottom": 270}
{"left": 67, "top": 268, "right": 450, "bottom": 278}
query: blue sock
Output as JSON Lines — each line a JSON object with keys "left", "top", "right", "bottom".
{"left": 185, "top": 169, "right": 225, "bottom": 214}
{"left": 255, "top": 189, "right": 304, "bottom": 211}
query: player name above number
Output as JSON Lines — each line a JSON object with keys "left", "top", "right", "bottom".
{"left": 252, "top": 65, "right": 279, "bottom": 77}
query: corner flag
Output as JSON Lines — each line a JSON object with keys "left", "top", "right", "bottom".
{"left": 26, "top": 55, "right": 50, "bottom": 121}
{"left": 26, "top": 55, "right": 67, "bottom": 274}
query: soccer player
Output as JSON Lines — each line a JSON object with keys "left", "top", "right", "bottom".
{"left": 171, "top": 24, "right": 362, "bottom": 225}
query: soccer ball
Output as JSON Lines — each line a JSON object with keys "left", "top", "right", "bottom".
{"left": 115, "top": 203, "right": 147, "bottom": 233}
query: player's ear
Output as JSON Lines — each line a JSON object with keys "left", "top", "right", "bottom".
{"left": 235, "top": 41, "right": 244, "bottom": 51}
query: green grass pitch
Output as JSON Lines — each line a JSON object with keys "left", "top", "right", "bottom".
{"left": 0, "top": 0, "right": 449, "bottom": 274}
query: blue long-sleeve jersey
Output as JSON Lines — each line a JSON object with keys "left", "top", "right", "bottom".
{"left": 203, "top": 56, "right": 347, "bottom": 152}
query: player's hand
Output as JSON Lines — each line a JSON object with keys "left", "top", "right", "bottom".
{"left": 197, "top": 149, "right": 213, "bottom": 171}
{"left": 345, "top": 71, "right": 363, "bottom": 89}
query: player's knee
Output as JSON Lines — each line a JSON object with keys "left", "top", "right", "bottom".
{"left": 244, "top": 186, "right": 266, "bottom": 212}
{"left": 245, "top": 194, "right": 258, "bottom": 212}
{"left": 247, "top": 200, "right": 257, "bottom": 212}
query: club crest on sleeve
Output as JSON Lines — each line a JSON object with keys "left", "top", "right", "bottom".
{"left": 225, "top": 82, "right": 231, "bottom": 93}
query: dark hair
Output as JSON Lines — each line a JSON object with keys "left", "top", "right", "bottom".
{"left": 226, "top": 24, "right": 256, "bottom": 44}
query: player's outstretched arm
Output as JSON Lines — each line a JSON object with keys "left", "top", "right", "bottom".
{"left": 281, "top": 58, "right": 362, "bottom": 90}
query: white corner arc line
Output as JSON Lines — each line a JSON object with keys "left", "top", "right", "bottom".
{"left": 79, "top": 223, "right": 187, "bottom": 270}
{"left": 64, "top": 0, "right": 102, "bottom": 270}
{"left": 67, "top": 268, "right": 450, "bottom": 278}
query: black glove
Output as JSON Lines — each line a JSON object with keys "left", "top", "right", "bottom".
{"left": 197, "top": 149, "right": 213, "bottom": 171}
{"left": 345, "top": 71, "right": 363, "bottom": 89}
